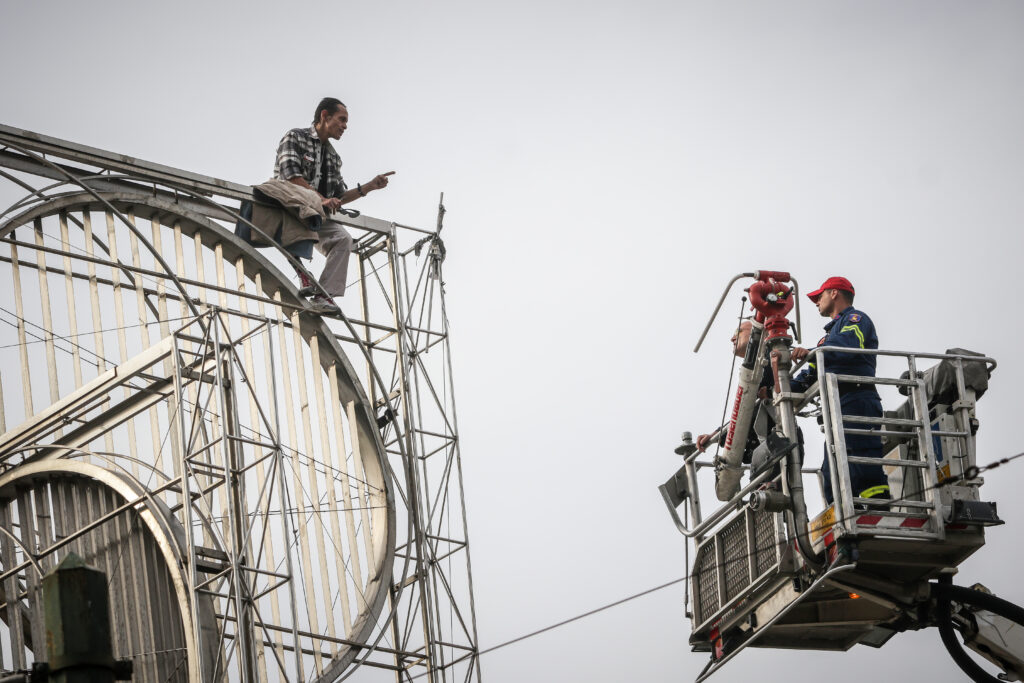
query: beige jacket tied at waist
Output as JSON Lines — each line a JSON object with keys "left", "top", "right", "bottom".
{"left": 248, "top": 179, "right": 327, "bottom": 249}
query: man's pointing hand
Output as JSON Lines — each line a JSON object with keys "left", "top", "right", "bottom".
{"left": 367, "top": 171, "right": 396, "bottom": 191}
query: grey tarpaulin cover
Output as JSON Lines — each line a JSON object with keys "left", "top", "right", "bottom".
{"left": 888, "top": 348, "right": 991, "bottom": 421}
{"left": 926, "top": 348, "right": 990, "bottom": 404}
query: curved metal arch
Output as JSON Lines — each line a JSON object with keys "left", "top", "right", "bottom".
{"left": 0, "top": 189, "right": 400, "bottom": 680}
{"left": 0, "top": 458, "right": 217, "bottom": 681}
{"left": 0, "top": 141, "right": 204, "bottom": 322}
{"left": 0, "top": 190, "right": 387, "bottom": 466}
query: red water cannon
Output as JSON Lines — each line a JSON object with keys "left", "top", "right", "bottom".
{"left": 748, "top": 271, "right": 794, "bottom": 341}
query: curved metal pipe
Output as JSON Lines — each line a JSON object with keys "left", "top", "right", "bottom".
{"left": 694, "top": 272, "right": 755, "bottom": 352}
{"left": 0, "top": 142, "right": 204, "bottom": 322}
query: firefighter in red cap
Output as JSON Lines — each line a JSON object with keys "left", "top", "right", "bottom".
{"left": 791, "top": 276, "right": 888, "bottom": 506}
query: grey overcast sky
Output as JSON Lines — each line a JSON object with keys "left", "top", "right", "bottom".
{"left": 3, "top": 1, "right": 1023, "bottom": 681}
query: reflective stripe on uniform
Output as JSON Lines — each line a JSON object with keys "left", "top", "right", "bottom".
{"left": 859, "top": 484, "right": 890, "bottom": 499}
{"left": 841, "top": 324, "right": 866, "bottom": 348}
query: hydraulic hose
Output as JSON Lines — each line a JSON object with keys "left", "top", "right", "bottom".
{"left": 933, "top": 576, "right": 1024, "bottom": 683}
{"left": 785, "top": 428, "right": 824, "bottom": 571}
{"left": 771, "top": 344, "right": 824, "bottom": 571}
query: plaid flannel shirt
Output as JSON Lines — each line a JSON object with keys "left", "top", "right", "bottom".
{"left": 274, "top": 126, "right": 346, "bottom": 199}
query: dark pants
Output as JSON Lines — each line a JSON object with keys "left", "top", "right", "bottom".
{"left": 822, "top": 390, "right": 887, "bottom": 504}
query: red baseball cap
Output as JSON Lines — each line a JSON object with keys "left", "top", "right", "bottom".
{"left": 807, "top": 276, "right": 855, "bottom": 302}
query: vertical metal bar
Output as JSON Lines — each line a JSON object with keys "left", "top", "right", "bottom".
{"left": 9, "top": 238, "right": 34, "bottom": 421}
{"left": 265, "top": 308, "right": 305, "bottom": 683}
{"left": 386, "top": 231, "right": 438, "bottom": 683}
{"left": 952, "top": 357, "right": 977, "bottom": 474}
{"left": 157, "top": 220, "right": 183, "bottom": 499}
{"left": 192, "top": 231, "right": 208, "bottom": 307}
{"left": 0, "top": 501, "right": 26, "bottom": 668}
{"left": 31, "top": 482, "right": 53, "bottom": 571}
{"left": 684, "top": 459, "right": 702, "bottom": 531}
{"left": 132, "top": 492, "right": 159, "bottom": 681}
{"left": 129, "top": 219, "right": 164, "bottom": 479}
{"left": 327, "top": 367, "right": 365, "bottom": 619}
{"left": 813, "top": 354, "right": 840, "bottom": 521}
{"left": 211, "top": 244, "right": 233, "bottom": 550}
{"left": 271, "top": 291, "right": 319, "bottom": 672}
{"left": 356, "top": 249, "right": 377, "bottom": 409}
{"left": 52, "top": 479, "right": 76, "bottom": 564}
{"left": 105, "top": 210, "right": 141, "bottom": 479}
{"left": 824, "top": 374, "right": 855, "bottom": 534}
{"left": 355, "top": 245, "right": 404, "bottom": 675}
{"left": 82, "top": 211, "right": 115, "bottom": 455}
{"left": 92, "top": 483, "right": 126, "bottom": 671}
{"left": 143, "top": 515, "right": 172, "bottom": 682}
{"left": 15, "top": 488, "right": 43, "bottom": 660}
{"left": 289, "top": 308, "right": 337, "bottom": 661}
{"left": 172, "top": 327, "right": 207, "bottom": 682}
{"left": 310, "top": 337, "right": 354, "bottom": 638}
{"left": 234, "top": 256, "right": 278, "bottom": 681}
{"left": 345, "top": 401, "right": 375, "bottom": 565}
{"left": 0, "top": 498, "right": 9, "bottom": 670}
{"left": 0, "top": 371, "right": 6, "bottom": 434}
{"left": 32, "top": 219, "right": 61, "bottom": 426}
{"left": 192, "top": 232, "right": 230, "bottom": 552}
{"left": 401, "top": 246, "right": 450, "bottom": 678}
{"left": 58, "top": 211, "right": 84, "bottom": 390}
{"left": 130, "top": 501, "right": 157, "bottom": 682}
{"left": 108, "top": 485, "right": 142, "bottom": 671}
{"left": 212, "top": 314, "right": 256, "bottom": 682}
{"left": 909, "top": 356, "right": 945, "bottom": 540}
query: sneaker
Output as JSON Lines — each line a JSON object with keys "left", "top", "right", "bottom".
{"left": 307, "top": 294, "right": 341, "bottom": 316}
{"left": 296, "top": 269, "right": 317, "bottom": 297}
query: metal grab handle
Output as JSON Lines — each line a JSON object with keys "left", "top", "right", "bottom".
{"left": 694, "top": 271, "right": 802, "bottom": 352}
{"left": 694, "top": 272, "right": 755, "bottom": 352}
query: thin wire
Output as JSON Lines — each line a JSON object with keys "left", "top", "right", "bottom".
{"left": 203, "top": 504, "right": 388, "bottom": 522}
{"left": 477, "top": 575, "right": 688, "bottom": 656}
{"left": 0, "top": 313, "right": 192, "bottom": 350}
{"left": 0, "top": 306, "right": 102, "bottom": 369}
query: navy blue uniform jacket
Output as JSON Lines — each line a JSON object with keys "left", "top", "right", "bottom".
{"left": 791, "top": 306, "right": 882, "bottom": 451}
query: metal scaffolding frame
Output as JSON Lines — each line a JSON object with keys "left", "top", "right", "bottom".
{"left": 0, "top": 123, "right": 481, "bottom": 682}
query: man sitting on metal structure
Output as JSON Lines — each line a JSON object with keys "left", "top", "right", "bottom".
{"left": 790, "top": 276, "right": 888, "bottom": 505}
{"left": 274, "top": 96, "right": 395, "bottom": 314}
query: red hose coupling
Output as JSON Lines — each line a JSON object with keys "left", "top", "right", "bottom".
{"left": 748, "top": 279, "right": 794, "bottom": 341}
{"left": 748, "top": 280, "right": 794, "bottom": 317}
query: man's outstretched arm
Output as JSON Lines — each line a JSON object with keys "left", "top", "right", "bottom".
{"left": 338, "top": 171, "right": 396, "bottom": 205}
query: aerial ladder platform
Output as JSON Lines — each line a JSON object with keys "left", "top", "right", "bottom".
{"left": 660, "top": 270, "right": 1023, "bottom": 682}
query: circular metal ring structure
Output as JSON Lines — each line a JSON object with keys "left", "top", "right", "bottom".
{"left": 0, "top": 191, "right": 396, "bottom": 681}
{"left": 0, "top": 459, "right": 217, "bottom": 680}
